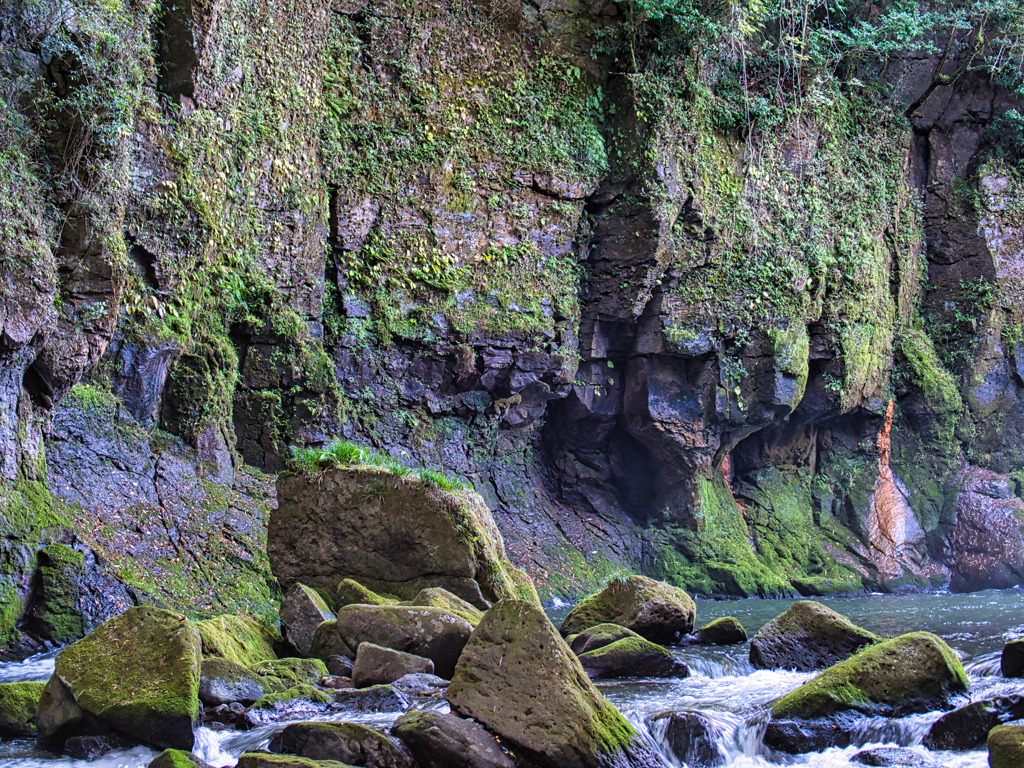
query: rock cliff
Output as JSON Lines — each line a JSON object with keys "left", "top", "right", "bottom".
{"left": 0, "top": 0, "right": 1022, "bottom": 652}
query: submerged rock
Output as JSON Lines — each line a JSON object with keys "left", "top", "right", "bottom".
{"left": 268, "top": 721, "right": 415, "bottom": 768}
{"left": 0, "top": 681, "right": 45, "bottom": 737}
{"left": 36, "top": 606, "right": 201, "bottom": 751}
{"left": 567, "top": 623, "right": 642, "bottom": 655}
{"left": 852, "top": 747, "right": 939, "bottom": 767}
{"left": 923, "top": 696, "right": 1024, "bottom": 750}
{"left": 559, "top": 575, "right": 696, "bottom": 644}
{"left": 1002, "top": 639, "right": 1024, "bottom": 678}
{"left": 749, "top": 600, "right": 880, "bottom": 671}
{"left": 770, "top": 631, "right": 968, "bottom": 720}
{"left": 352, "top": 642, "right": 434, "bottom": 687}
{"left": 328, "top": 604, "right": 473, "bottom": 678}
{"left": 989, "top": 724, "right": 1024, "bottom": 768}
{"left": 449, "top": 599, "right": 669, "bottom": 768}
{"left": 272, "top": 467, "right": 537, "bottom": 607}
{"left": 578, "top": 636, "right": 689, "bottom": 679}
{"left": 280, "top": 583, "right": 336, "bottom": 657}
{"left": 693, "top": 617, "right": 746, "bottom": 645}
{"left": 646, "top": 710, "right": 728, "bottom": 767}
{"left": 392, "top": 710, "right": 515, "bottom": 768}
{"left": 197, "top": 614, "right": 279, "bottom": 667}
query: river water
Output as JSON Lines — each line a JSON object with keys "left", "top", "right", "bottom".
{"left": 1, "top": 588, "right": 1021, "bottom": 767}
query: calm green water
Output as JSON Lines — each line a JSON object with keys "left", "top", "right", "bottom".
{"left": 1, "top": 589, "right": 1021, "bottom": 767}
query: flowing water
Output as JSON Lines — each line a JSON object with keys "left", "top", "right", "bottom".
{"left": 2, "top": 589, "right": 1022, "bottom": 767}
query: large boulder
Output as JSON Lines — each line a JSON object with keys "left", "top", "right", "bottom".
{"left": 281, "top": 583, "right": 336, "bottom": 657}
{"left": 391, "top": 710, "right": 515, "bottom": 768}
{"left": 559, "top": 576, "right": 696, "bottom": 644}
{"left": 949, "top": 467, "right": 1024, "bottom": 592}
{"left": 268, "top": 721, "right": 415, "bottom": 768}
{"left": 694, "top": 617, "right": 746, "bottom": 645}
{"left": 448, "top": 599, "right": 669, "bottom": 768}
{"left": 196, "top": 614, "right": 279, "bottom": 667}
{"left": 36, "top": 606, "right": 202, "bottom": 751}
{"left": 769, "top": 631, "right": 968, "bottom": 720}
{"left": 406, "top": 588, "right": 483, "bottom": 627}
{"left": 578, "top": 637, "right": 689, "bottom": 680}
{"left": 749, "top": 601, "right": 880, "bottom": 671}
{"left": 989, "top": 724, "right": 1024, "bottom": 768}
{"left": 646, "top": 711, "right": 728, "bottom": 767}
{"left": 1002, "top": 639, "right": 1024, "bottom": 677}
{"left": 272, "top": 467, "right": 538, "bottom": 607}
{"left": 0, "top": 681, "right": 45, "bottom": 737}
{"left": 567, "top": 623, "right": 642, "bottom": 655}
{"left": 323, "top": 605, "right": 473, "bottom": 678}
{"left": 352, "top": 643, "right": 434, "bottom": 687}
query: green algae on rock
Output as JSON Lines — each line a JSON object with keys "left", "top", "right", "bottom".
{"left": 988, "top": 724, "right": 1024, "bottom": 768}
{"left": 578, "top": 636, "right": 689, "bottom": 680}
{"left": 405, "top": 587, "right": 484, "bottom": 627}
{"left": 237, "top": 754, "right": 354, "bottom": 768}
{"left": 36, "top": 606, "right": 202, "bottom": 750}
{"left": 770, "top": 631, "right": 969, "bottom": 719}
{"left": 750, "top": 601, "right": 881, "bottom": 671}
{"left": 272, "top": 466, "right": 538, "bottom": 609}
{"left": 449, "top": 599, "right": 665, "bottom": 768}
{"left": 0, "top": 681, "right": 45, "bottom": 737}
{"left": 559, "top": 575, "right": 696, "bottom": 644}
{"left": 334, "top": 579, "right": 399, "bottom": 610}
{"left": 148, "top": 749, "right": 214, "bottom": 768}
{"left": 568, "top": 623, "right": 644, "bottom": 655}
{"left": 694, "top": 617, "right": 747, "bottom": 645}
{"left": 197, "top": 614, "right": 279, "bottom": 667}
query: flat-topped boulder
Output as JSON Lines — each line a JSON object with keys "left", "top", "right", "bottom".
{"left": 272, "top": 466, "right": 537, "bottom": 609}
{"left": 750, "top": 600, "right": 880, "bottom": 671}
{"left": 770, "top": 631, "right": 968, "bottom": 720}
{"left": 449, "top": 599, "right": 668, "bottom": 768}
{"left": 559, "top": 575, "right": 696, "bottom": 644}
{"left": 36, "top": 606, "right": 201, "bottom": 751}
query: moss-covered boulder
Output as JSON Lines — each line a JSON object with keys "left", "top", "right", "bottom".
{"left": 392, "top": 710, "right": 515, "bottom": 768}
{"left": 335, "top": 579, "right": 399, "bottom": 609}
{"left": 243, "top": 684, "right": 334, "bottom": 728}
{"left": 268, "top": 721, "right": 415, "bottom": 768}
{"left": 1001, "top": 639, "right": 1024, "bottom": 678}
{"left": 989, "top": 724, "right": 1024, "bottom": 768}
{"left": 326, "top": 605, "right": 473, "bottom": 678}
{"left": 750, "top": 601, "right": 880, "bottom": 671}
{"left": 0, "top": 680, "right": 45, "bottom": 737}
{"left": 36, "top": 606, "right": 201, "bottom": 750}
{"left": 30, "top": 543, "right": 87, "bottom": 645}
{"left": 272, "top": 467, "right": 538, "bottom": 609}
{"left": 448, "top": 599, "right": 667, "bottom": 768}
{"left": 770, "top": 632, "right": 968, "bottom": 719}
{"left": 148, "top": 749, "right": 214, "bottom": 768}
{"left": 237, "top": 755, "right": 353, "bottom": 768}
{"left": 199, "top": 658, "right": 266, "bottom": 707}
{"left": 578, "top": 636, "right": 689, "bottom": 680}
{"left": 281, "top": 583, "right": 336, "bottom": 657}
{"left": 559, "top": 576, "right": 696, "bottom": 644}
{"left": 405, "top": 588, "right": 483, "bottom": 627}
{"left": 567, "top": 623, "right": 643, "bottom": 655}
{"left": 196, "top": 614, "right": 279, "bottom": 667}
{"left": 694, "top": 617, "right": 747, "bottom": 645}
{"left": 250, "top": 658, "right": 329, "bottom": 689}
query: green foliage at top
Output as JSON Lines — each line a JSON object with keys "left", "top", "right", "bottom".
{"left": 288, "top": 439, "right": 469, "bottom": 491}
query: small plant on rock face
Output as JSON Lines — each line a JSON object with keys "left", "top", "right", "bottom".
{"left": 606, "top": 569, "right": 632, "bottom": 589}
{"left": 417, "top": 468, "right": 468, "bottom": 491}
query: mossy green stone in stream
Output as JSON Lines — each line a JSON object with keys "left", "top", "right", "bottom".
{"left": 988, "top": 725, "right": 1024, "bottom": 768}
{"left": 250, "top": 658, "right": 328, "bottom": 688}
{"left": 567, "top": 623, "right": 644, "bottom": 655}
{"left": 694, "top": 617, "right": 747, "bottom": 645}
{"left": 578, "top": 636, "right": 689, "bottom": 680}
{"left": 197, "top": 614, "right": 279, "bottom": 667}
{"left": 405, "top": 588, "right": 483, "bottom": 626}
{"left": 237, "top": 754, "right": 354, "bottom": 768}
{"left": 148, "top": 749, "right": 214, "bottom": 768}
{"left": 770, "top": 632, "right": 968, "bottom": 719}
{"left": 750, "top": 600, "right": 881, "bottom": 671}
{"left": 559, "top": 575, "right": 696, "bottom": 644}
{"left": 248, "top": 684, "right": 333, "bottom": 710}
{"left": 36, "top": 606, "right": 202, "bottom": 750}
{"left": 0, "top": 681, "right": 45, "bottom": 737}
{"left": 335, "top": 579, "right": 398, "bottom": 608}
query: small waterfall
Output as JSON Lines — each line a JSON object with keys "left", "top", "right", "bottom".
{"left": 965, "top": 651, "right": 1003, "bottom": 677}
{"left": 847, "top": 712, "right": 944, "bottom": 747}
{"left": 0, "top": 652, "right": 56, "bottom": 684}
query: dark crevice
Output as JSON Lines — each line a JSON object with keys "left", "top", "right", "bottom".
{"left": 23, "top": 359, "right": 54, "bottom": 410}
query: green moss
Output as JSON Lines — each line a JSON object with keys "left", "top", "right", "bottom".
{"left": 248, "top": 658, "right": 328, "bottom": 689}
{"left": 335, "top": 578, "right": 399, "bottom": 608}
{"left": 33, "top": 544, "right": 86, "bottom": 644}
{"left": 0, "top": 681, "right": 45, "bottom": 736}
{"left": 771, "top": 631, "right": 968, "bottom": 719}
{"left": 407, "top": 587, "right": 484, "bottom": 626}
{"left": 148, "top": 749, "right": 211, "bottom": 768}
{"left": 247, "top": 683, "right": 332, "bottom": 710}
{"left": 196, "top": 614, "right": 279, "bottom": 667}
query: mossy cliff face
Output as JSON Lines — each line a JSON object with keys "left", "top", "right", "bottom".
{"left": 0, "top": 0, "right": 1022, "bottom": 648}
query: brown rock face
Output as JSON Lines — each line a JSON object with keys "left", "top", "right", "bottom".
{"left": 950, "top": 467, "right": 1024, "bottom": 592}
